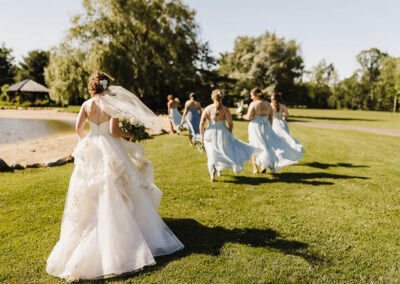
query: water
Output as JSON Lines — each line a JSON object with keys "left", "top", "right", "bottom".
{"left": 0, "top": 118, "right": 76, "bottom": 144}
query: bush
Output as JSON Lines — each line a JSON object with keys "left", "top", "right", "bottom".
{"left": 19, "top": 101, "right": 33, "bottom": 107}
{"left": 41, "top": 99, "right": 50, "bottom": 106}
{"left": 0, "top": 93, "right": 9, "bottom": 102}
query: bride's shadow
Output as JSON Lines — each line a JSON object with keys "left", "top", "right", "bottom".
{"left": 100, "top": 218, "right": 321, "bottom": 282}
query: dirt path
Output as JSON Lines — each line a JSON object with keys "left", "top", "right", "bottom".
{"left": 290, "top": 121, "right": 400, "bottom": 137}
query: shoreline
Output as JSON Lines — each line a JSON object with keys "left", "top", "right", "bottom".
{"left": 0, "top": 109, "right": 171, "bottom": 167}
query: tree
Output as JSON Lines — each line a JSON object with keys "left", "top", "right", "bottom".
{"left": 15, "top": 50, "right": 50, "bottom": 85}
{"left": 45, "top": 43, "right": 90, "bottom": 106}
{"left": 377, "top": 56, "right": 400, "bottom": 111}
{"left": 356, "top": 48, "right": 387, "bottom": 109}
{"left": 45, "top": 0, "right": 213, "bottom": 107}
{"left": 218, "top": 31, "right": 304, "bottom": 105}
{"left": 0, "top": 43, "right": 17, "bottom": 86}
{"left": 304, "top": 59, "right": 339, "bottom": 108}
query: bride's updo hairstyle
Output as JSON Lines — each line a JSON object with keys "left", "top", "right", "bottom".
{"left": 88, "top": 71, "right": 114, "bottom": 96}
{"left": 211, "top": 89, "right": 224, "bottom": 114}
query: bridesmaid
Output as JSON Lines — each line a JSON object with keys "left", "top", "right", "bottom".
{"left": 181, "top": 92, "right": 202, "bottom": 145}
{"left": 200, "top": 89, "right": 258, "bottom": 182}
{"left": 270, "top": 92, "right": 305, "bottom": 153}
{"left": 167, "top": 94, "right": 183, "bottom": 134}
{"left": 243, "top": 88, "right": 302, "bottom": 174}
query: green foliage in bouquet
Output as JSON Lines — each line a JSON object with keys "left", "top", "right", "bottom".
{"left": 118, "top": 118, "right": 150, "bottom": 143}
{"left": 193, "top": 140, "right": 205, "bottom": 153}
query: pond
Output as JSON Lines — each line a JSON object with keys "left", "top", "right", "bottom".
{"left": 0, "top": 118, "right": 75, "bottom": 144}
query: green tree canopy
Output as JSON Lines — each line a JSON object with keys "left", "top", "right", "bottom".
{"left": 45, "top": 0, "right": 213, "bottom": 107}
{"left": 0, "top": 43, "right": 17, "bottom": 86}
{"left": 15, "top": 49, "right": 50, "bottom": 85}
{"left": 218, "top": 31, "right": 304, "bottom": 104}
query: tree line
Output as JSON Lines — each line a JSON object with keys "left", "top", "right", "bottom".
{"left": 0, "top": 0, "right": 399, "bottom": 111}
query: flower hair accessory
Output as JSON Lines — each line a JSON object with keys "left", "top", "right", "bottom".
{"left": 100, "top": 79, "right": 108, "bottom": 90}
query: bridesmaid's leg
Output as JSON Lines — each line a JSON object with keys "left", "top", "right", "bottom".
{"left": 188, "top": 133, "right": 193, "bottom": 146}
{"left": 252, "top": 155, "right": 259, "bottom": 174}
{"left": 169, "top": 121, "right": 175, "bottom": 134}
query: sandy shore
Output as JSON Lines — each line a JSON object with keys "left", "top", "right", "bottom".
{"left": 0, "top": 109, "right": 77, "bottom": 121}
{"left": 0, "top": 109, "right": 171, "bottom": 166}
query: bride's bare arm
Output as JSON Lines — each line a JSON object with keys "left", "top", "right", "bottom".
{"left": 109, "top": 118, "right": 132, "bottom": 138}
{"left": 76, "top": 104, "right": 87, "bottom": 139}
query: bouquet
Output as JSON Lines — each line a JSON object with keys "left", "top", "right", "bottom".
{"left": 235, "top": 101, "right": 248, "bottom": 119}
{"left": 192, "top": 134, "right": 205, "bottom": 153}
{"left": 193, "top": 140, "right": 205, "bottom": 153}
{"left": 118, "top": 118, "right": 150, "bottom": 143}
{"left": 177, "top": 124, "right": 185, "bottom": 134}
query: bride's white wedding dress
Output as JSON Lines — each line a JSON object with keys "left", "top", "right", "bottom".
{"left": 46, "top": 97, "right": 183, "bottom": 282}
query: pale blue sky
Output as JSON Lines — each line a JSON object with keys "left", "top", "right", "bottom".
{"left": 1, "top": 0, "right": 399, "bottom": 78}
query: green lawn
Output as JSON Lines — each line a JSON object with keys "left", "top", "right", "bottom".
{"left": 0, "top": 102, "right": 81, "bottom": 113}
{"left": 290, "top": 108, "right": 400, "bottom": 131}
{"left": 1, "top": 115, "right": 400, "bottom": 282}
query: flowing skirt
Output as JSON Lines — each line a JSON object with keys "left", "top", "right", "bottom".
{"left": 204, "top": 122, "right": 258, "bottom": 175}
{"left": 186, "top": 108, "right": 201, "bottom": 136}
{"left": 169, "top": 108, "right": 186, "bottom": 131}
{"left": 46, "top": 134, "right": 183, "bottom": 282}
{"left": 249, "top": 116, "right": 302, "bottom": 172}
{"left": 272, "top": 118, "right": 305, "bottom": 153}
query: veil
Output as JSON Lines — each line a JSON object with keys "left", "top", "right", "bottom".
{"left": 95, "top": 86, "right": 161, "bottom": 132}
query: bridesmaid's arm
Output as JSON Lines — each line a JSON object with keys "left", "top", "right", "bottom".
{"left": 109, "top": 117, "right": 132, "bottom": 138}
{"left": 199, "top": 108, "right": 209, "bottom": 139}
{"left": 283, "top": 105, "right": 290, "bottom": 120}
{"left": 226, "top": 109, "right": 233, "bottom": 133}
{"left": 243, "top": 103, "right": 255, "bottom": 120}
{"left": 181, "top": 102, "right": 189, "bottom": 125}
{"left": 268, "top": 105, "right": 273, "bottom": 125}
{"left": 167, "top": 101, "right": 171, "bottom": 116}
{"left": 76, "top": 103, "right": 87, "bottom": 139}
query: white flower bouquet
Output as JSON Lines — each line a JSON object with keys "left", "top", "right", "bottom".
{"left": 235, "top": 101, "right": 248, "bottom": 119}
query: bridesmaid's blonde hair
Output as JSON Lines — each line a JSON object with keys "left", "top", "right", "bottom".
{"left": 211, "top": 89, "right": 224, "bottom": 114}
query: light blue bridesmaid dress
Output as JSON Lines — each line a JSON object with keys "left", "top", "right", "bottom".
{"left": 185, "top": 107, "right": 201, "bottom": 137}
{"left": 169, "top": 108, "right": 186, "bottom": 131}
{"left": 248, "top": 115, "right": 302, "bottom": 172}
{"left": 204, "top": 108, "right": 258, "bottom": 176}
{"left": 272, "top": 112, "right": 305, "bottom": 153}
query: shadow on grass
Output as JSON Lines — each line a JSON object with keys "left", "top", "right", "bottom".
{"left": 104, "top": 218, "right": 321, "bottom": 282}
{"left": 289, "top": 115, "right": 379, "bottom": 122}
{"left": 224, "top": 172, "right": 368, "bottom": 186}
{"left": 297, "top": 162, "right": 369, "bottom": 170}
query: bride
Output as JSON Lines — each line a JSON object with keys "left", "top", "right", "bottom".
{"left": 46, "top": 71, "right": 184, "bottom": 282}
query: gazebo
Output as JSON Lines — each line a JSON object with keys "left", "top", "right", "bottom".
{"left": 7, "top": 79, "right": 50, "bottom": 103}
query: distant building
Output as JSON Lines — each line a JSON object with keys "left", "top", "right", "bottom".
{"left": 7, "top": 79, "right": 50, "bottom": 103}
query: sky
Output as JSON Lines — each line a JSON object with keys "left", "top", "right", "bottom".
{"left": 1, "top": 0, "right": 399, "bottom": 79}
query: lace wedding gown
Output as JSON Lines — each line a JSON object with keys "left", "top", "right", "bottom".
{"left": 46, "top": 99, "right": 184, "bottom": 282}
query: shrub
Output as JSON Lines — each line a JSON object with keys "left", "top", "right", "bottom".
{"left": 19, "top": 101, "right": 33, "bottom": 107}
{"left": 0, "top": 93, "right": 9, "bottom": 102}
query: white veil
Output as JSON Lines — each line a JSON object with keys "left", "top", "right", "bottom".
{"left": 95, "top": 86, "right": 161, "bottom": 132}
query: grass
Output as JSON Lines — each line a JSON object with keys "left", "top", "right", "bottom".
{"left": 289, "top": 108, "right": 400, "bottom": 131}
{"left": 1, "top": 112, "right": 400, "bottom": 282}
{"left": 0, "top": 102, "right": 81, "bottom": 113}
